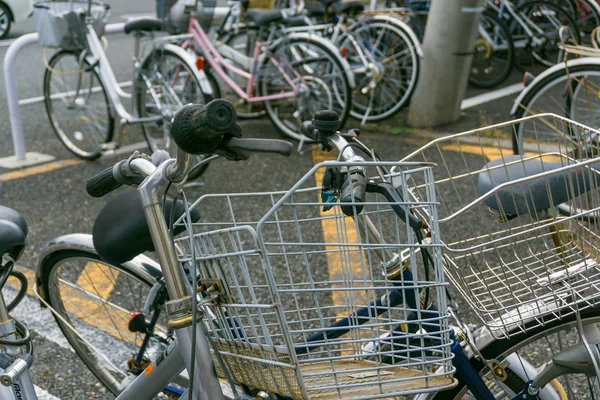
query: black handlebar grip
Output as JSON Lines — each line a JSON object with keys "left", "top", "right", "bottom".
{"left": 86, "top": 167, "right": 122, "bottom": 198}
{"left": 171, "top": 99, "right": 238, "bottom": 155}
{"left": 340, "top": 172, "right": 367, "bottom": 217}
{"left": 300, "top": 121, "right": 317, "bottom": 140}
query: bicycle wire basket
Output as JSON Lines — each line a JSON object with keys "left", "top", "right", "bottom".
{"left": 401, "top": 113, "right": 600, "bottom": 339}
{"left": 173, "top": 161, "right": 455, "bottom": 399}
{"left": 33, "top": 1, "right": 110, "bottom": 51}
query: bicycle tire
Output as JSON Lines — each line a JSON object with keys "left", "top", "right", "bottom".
{"left": 258, "top": 36, "right": 352, "bottom": 142}
{"left": 343, "top": 16, "right": 420, "bottom": 122}
{"left": 39, "top": 249, "right": 171, "bottom": 396}
{"left": 43, "top": 50, "right": 114, "bottom": 160}
{"left": 431, "top": 307, "right": 600, "bottom": 399}
{"left": 512, "top": 1, "right": 580, "bottom": 75}
{"left": 136, "top": 46, "right": 211, "bottom": 156}
{"left": 468, "top": 10, "right": 515, "bottom": 89}
{"left": 512, "top": 63, "right": 600, "bottom": 154}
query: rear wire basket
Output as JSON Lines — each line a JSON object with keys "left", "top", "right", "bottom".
{"left": 173, "top": 161, "right": 455, "bottom": 399}
{"left": 401, "top": 113, "right": 600, "bottom": 339}
{"left": 33, "top": 1, "right": 109, "bottom": 51}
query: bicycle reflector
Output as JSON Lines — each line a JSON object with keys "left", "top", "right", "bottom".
{"left": 128, "top": 312, "right": 147, "bottom": 333}
{"left": 340, "top": 46, "right": 347, "bottom": 58}
{"left": 196, "top": 57, "right": 205, "bottom": 70}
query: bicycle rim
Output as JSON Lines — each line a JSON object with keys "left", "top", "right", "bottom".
{"left": 44, "top": 51, "right": 113, "bottom": 160}
{"left": 259, "top": 37, "right": 352, "bottom": 142}
{"left": 42, "top": 251, "right": 170, "bottom": 395}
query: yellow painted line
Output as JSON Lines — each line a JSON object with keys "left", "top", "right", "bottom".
{"left": 311, "top": 148, "right": 366, "bottom": 313}
{"left": 0, "top": 159, "right": 83, "bottom": 182}
{"left": 76, "top": 261, "right": 120, "bottom": 300}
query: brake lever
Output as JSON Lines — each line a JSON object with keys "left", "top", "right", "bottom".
{"left": 367, "top": 182, "right": 423, "bottom": 231}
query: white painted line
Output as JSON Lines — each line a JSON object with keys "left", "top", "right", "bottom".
{"left": 35, "top": 385, "right": 61, "bottom": 400}
{"left": 19, "top": 81, "right": 133, "bottom": 106}
{"left": 120, "top": 13, "right": 155, "bottom": 20}
{"left": 0, "top": 38, "right": 17, "bottom": 48}
{"left": 461, "top": 82, "right": 523, "bottom": 110}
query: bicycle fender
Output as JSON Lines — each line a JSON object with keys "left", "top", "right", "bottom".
{"left": 359, "top": 15, "right": 424, "bottom": 59}
{"left": 285, "top": 32, "right": 357, "bottom": 89}
{"left": 510, "top": 58, "right": 600, "bottom": 115}
{"left": 35, "top": 233, "right": 163, "bottom": 307}
{"left": 162, "top": 43, "right": 215, "bottom": 97}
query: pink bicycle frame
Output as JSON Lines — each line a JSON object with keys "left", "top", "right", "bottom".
{"left": 183, "top": 17, "right": 300, "bottom": 103}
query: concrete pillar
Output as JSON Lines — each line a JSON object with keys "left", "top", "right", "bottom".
{"left": 407, "top": 0, "right": 485, "bottom": 128}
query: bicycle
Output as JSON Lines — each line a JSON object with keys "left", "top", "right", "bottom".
{"left": 390, "top": 0, "right": 579, "bottom": 86}
{"left": 215, "top": 0, "right": 422, "bottom": 124}
{"left": 36, "top": 99, "right": 600, "bottom": 398}
{"left": 35, "top": 0, "right": 213, "bottom": 161}
{"left": 169, "top": 0, "right": 355, "bottom": 143}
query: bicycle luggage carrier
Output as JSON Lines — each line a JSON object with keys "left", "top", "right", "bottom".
{"left": 173, "top": 161, "right": 455, "bottom": 399}
{"left": 401, "top": 114, "right": 600, "bottom": 339}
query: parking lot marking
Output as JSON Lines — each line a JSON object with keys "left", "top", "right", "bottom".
{"left": 0, "top": 159, "right": 83, "bottom": 182}
{"left": 461, "top": 82, "right": 523, "bottom": 110}
{"left": 311, "top": 148, "right": 366, "bottom": 312}
{"left": 76, "top": 262, "right": 120, "bottom": 300}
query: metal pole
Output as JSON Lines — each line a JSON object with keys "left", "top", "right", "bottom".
{"left": 407, "top": 0, "right": 485, "bottom": 128}
{"left": 4, "top": 33, "right": 38, "bottom": 161}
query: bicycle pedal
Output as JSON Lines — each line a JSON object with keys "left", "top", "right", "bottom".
{"left": 101, "top": 142, "right": 119, "bottom": 154}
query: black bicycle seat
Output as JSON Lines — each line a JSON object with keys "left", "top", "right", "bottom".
{"left": 245, "top": 10, "right": 284, "bottom": 27}
{"left": 124, "top": 18, "right": 164, "bottom": 35}
{"left": 331, "top": 1, "right": 364, "bottom": 15}
{"left": 0, "top": 206, "right": 27, "bottom": 262}
{"left": 93, "top": 188, "right": 199, "bottom": 265}
{"left": 478, "top": 155, "right": 600, "bottom": 216}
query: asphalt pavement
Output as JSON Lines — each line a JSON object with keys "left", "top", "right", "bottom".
{"left": 0, "top": 2, "right": 527, "bottom": 399}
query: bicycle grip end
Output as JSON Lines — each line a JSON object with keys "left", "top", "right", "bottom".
{"left": 171, "top": 99, "right": 239, "bottom": 155}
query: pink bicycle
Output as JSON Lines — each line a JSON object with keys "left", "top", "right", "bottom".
{"left": 172, "top": 1, "right": 355, "bottom": 142}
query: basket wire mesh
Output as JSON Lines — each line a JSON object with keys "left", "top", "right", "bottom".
{"left": 173, "top": 161, "right": 455, "bottom": 399}
{"left": 401, "top": 113, "right": 600, "bottom": 339}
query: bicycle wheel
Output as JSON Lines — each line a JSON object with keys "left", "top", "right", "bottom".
{"left": 342, "top": 17, "right": 420, "bottom": 122}
{"left": 513, "top": 1, "right": 579, "bottom": 75}
{"left": 40, "top": 250, "right": 171, "bottom": 396}
{"left": 512, "top": 63, "right": 600, "bottom": 154}
{"left": 433, "top": 307, "right": 600, "bottom": 399}
{"left": 468, "top": 10, "right": 515, "bottom": 89}
{"left": 136, "top": 46, "right": 210, "bottom": 156}
{"left": 258, "top": 36, "right": 352, "bottom": 142}
{"left": 44, "top": 50, "right": 114, "bottom": 160}
{"left": 221, "top": 27, "right": 267, "bottom": 119}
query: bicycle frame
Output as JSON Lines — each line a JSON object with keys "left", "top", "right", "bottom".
{"left": 183, "top": 17, "right": 298, "bottom": 103}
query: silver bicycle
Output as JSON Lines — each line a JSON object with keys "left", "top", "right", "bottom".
{"left": 35, "top": 0, "right": 214, "bottom": 160}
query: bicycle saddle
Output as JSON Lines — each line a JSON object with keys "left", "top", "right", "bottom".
{"left": 92, "top": 188, "right": 200, "bottom": 265}
{"left": 245, "top": 10, "right": 285, "bottom": 27}
{"left": 0, "top": 206, "right": 27, "bottom": 262}
{"left": 477, "top": 155, "right": 600, "bottom": 216}
{"left": 124, "top": 18, "right": 164, "bottom": 35}
{"left": 331, "top": 1, "right": 364, "bottom": 15}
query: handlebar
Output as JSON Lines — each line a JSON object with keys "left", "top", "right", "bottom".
{"left": 86, "top": 99, "right": 292, "bottom": 198}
